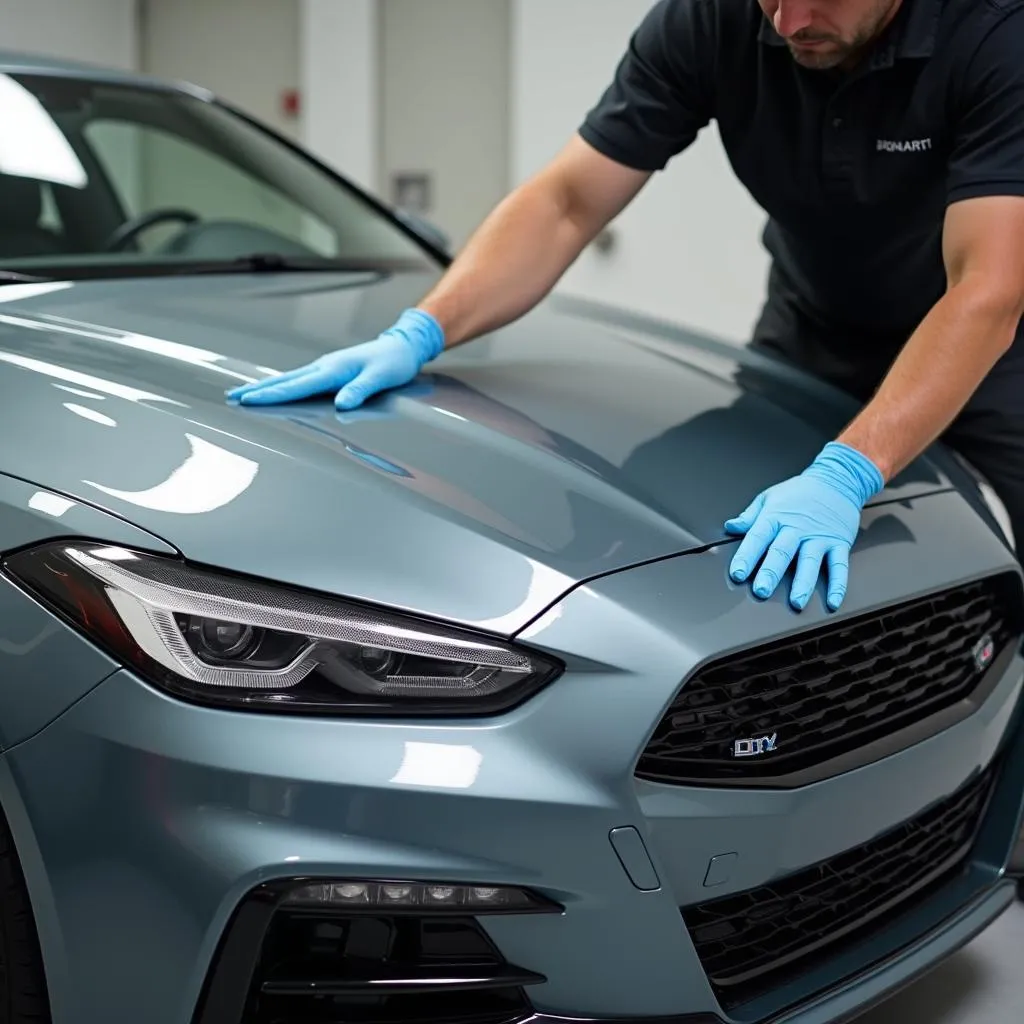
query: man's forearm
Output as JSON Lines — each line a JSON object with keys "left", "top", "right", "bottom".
{"left": 415, "top": 136, "right": 651, "bottom": 350}
{"left": 417, "top": 178, "right": 598, "bottom": 350}
{"left": 838, "top": 284, "right": 1021, "bottom": 480}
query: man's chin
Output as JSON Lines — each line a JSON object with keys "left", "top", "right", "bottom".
{"left": 786, "top": 40, "right": 848, "bottom": 69}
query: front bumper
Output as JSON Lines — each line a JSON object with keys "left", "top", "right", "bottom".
{"left": 5, "top": 661, "right": 1020, "bottom": 1024}
{"left": 1, "top": 491, "right": 1023, "bottom": 1024}
{"left": 514, "top": 870, "right": 1018, "bottom": 1024}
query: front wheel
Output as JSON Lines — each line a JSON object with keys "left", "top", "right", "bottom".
{"left": 0, "top": 808, "right": 49, "bottom": 1022}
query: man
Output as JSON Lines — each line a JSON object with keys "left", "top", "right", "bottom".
{"left": 228, "top": 0, "right": 1024, "bottom": 613}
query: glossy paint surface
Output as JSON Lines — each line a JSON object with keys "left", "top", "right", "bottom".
{"left": 0, "top": 269, "right": 968, "bottom": 633}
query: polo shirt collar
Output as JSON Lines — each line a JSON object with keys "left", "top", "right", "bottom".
{"left": 756, "top": 0, "right": 941, "bottom": 63}
{"left": 895, "top": 0, "right": 941, "bottom": 58}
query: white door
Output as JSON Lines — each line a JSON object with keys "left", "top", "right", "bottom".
{"left": 139, "top": 0, "right": 301, "bottom": 141}
{"left": 378, "top": 0, "right": 511, "bottom": 251}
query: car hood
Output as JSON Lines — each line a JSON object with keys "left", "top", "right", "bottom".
{"left": 0, "top": 272, "right": 956, "bottom": 633}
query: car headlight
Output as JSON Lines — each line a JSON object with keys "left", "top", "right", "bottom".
{"left": 1, "top": 542, "right": 562, "bottom": 715}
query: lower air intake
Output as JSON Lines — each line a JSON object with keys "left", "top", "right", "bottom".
{"left": 682, "top": 761, "right": 999, "bottom": 1010}
{"left": 194, "top": 885, "right": 549, "bottom": 1024}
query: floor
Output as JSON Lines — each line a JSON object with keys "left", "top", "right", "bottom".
{"left": 857, "top": 900, "right": 1023, "bottom": 1023}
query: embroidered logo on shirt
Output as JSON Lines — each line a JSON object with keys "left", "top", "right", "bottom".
{"left": 876, "top": 137, "right": 933, "bottom": 153}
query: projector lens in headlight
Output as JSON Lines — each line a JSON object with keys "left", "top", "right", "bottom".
{"left": 2, "top": 542, "right": 562, "bottom": 715}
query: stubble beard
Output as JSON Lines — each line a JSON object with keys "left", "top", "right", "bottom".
{"left": 785, "top": 0, "right": 901, "bottom": 70}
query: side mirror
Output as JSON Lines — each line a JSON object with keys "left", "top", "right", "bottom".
{"left": 394, "top": 208, "right": 452, "bottom": 255}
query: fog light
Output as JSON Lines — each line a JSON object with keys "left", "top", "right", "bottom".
{"left": 281, "top": 880, "right": 559, "bottom": 914}
{"left": 381, "top": 884, "right": 415, "bottom": 903}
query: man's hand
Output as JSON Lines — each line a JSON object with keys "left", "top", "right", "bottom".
{"left": 725, "top": 442, "right": 885, "bottom": 611}
{"left": 226, "top": 308, "right": 444, "bottom": 410}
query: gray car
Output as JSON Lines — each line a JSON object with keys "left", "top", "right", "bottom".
{"left": 0, "top": 52, "right": 1022, "bottom": 1024}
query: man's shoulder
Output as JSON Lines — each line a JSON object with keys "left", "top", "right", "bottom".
{"left": 937, "top": 0, "right": 1024, "bottom": 57}
{"left": 973, "top": 0, "right": 1024, "bottom": 13}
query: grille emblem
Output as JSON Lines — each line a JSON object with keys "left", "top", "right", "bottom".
{"left": 972, "top": 634, "right": 995, "bottom": 672}
{"left": 733, "top": 733, "right": 778, "bottom": 758}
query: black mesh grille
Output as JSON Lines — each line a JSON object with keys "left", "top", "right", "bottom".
{"left": 682, "top": 761, "right": 998, "bottom": 1009}
{"left": 637, "top": 575, "right": 1020, "bottom": 785}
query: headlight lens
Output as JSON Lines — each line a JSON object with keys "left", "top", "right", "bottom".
{"left": 2, "top": 542, "right": 562, "bottom": 715}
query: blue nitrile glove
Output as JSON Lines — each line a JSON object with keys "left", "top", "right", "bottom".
{"left": 724, "top": 441, "right": 885, "bottom": 612}
{"left": 226, "top": 308, "right": 444, "bottom": 410}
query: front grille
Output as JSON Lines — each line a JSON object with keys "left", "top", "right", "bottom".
{"left": 637, "top": 575, "right": 1020, "bottom": 786}
{"left": 682, "top": 761, "right": 998, "bottom": 1009}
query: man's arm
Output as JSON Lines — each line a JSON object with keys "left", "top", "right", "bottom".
{"left": 726, "top": 201, "right": 1024, "bottom": 612}
{"left": 226, "top": 139, "right": 647, "bottom": 408}
{"left": 838, "top": 195, "right": 1024, "bottom": 480}
{"left": 419, "top": 138, "right": 651, "bottom": 349}
{"left": 725, "top": 201, "right": 1024, "bottom": 612}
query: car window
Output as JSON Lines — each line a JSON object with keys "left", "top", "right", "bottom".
{"left": 38, "top": 184, "right": 64, "bottom": 233}
{"left": 0, "top": 71, "right": 433, "bottom": 277}
{"left": 85, "top": 120, "right": 338, "bottom": 257}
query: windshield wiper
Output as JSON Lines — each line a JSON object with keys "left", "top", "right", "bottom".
{"left": 0, "top": 270, "right": 52, "bottom": 284}
{"left": 0, "top": 253, "right": 430, "bottom": 283}
{"left": 166, "top": 253, "right": 408, "bottom": 275}
{"left": 191, "top": 253, "right": 326, "bottom": 273}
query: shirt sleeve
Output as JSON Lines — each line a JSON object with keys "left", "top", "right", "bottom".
{"left": 946, "top": 10, "right": 1024, "bottom": 205}
{"left": 578, "top": 0, "right": 717, "bottom": 173}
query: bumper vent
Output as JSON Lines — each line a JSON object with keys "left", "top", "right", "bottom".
{"left": 637, "top": 575, "right": 1020, "bottom": 786}
{"left": 682, "top": 760, "right": 999, "bottom": 1009}
{"left": 194, "top": 890, "right": 547, "bottom": 1024}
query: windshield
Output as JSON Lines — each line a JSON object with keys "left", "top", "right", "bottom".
{"left": 0, "top": 71, "right": 435, "bottom": 278}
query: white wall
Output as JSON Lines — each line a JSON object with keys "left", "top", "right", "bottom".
{"left": 511, "top": 0, "right": 770, "bottom": 343}
{"left": 0, "top": 0, "right": 138, "bottom": 71}
{"left": 300, "top": 0, "right": 378, "bottom": 192}
{"left": 379, "top": 0, "right": 510, "bottom": 250}
{"left": 141, "top": 0, "right": 300, "bottom": 140}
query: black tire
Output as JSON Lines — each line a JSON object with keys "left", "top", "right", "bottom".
{"left": 0, "top": 809, "right": 49, "bottom": 1023}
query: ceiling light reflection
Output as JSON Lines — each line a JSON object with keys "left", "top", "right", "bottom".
{"left": 54, "top": 384, "right": 106, "bottom": 400}
{"left": 473, "top": 558, "right": 570, "bottom": 634}
{"left": 83, "top": 433, "right": 259, "bottom": 514}
{"left": 27, "top": 491, "right": 75, "bottom": 518}
{"left": 0, "top": 281, "right": 73, "bottom": 304}
{"left": 390, "top": 742, "right": 483, "bottom": 790}
{"left": 0, "top": 350, "right": 184, "bottom": 406}
{"left": 64, "top": 402, "right": 116, "bottom": 427}
{"left": 0, "top": 75, "right": 87, "bottom": 187}
{"left": 38, "top": 313, "right": 273, "bottom": 383}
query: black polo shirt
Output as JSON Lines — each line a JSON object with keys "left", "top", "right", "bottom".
{"left": 579, "top": 0, "right": 1024, "bottom": 384}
